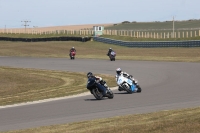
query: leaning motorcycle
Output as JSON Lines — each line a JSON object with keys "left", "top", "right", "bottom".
{"left": 70, "top": 51, "right": 76, "bottom": 60}
{"left": 117, "top": 74, "right": 142, "bottom": 94}
{"left": 109, "top": 51, "right": 116, "bottom": 61}
{"left": 87, "top": 78, "right": 114, "bottom": 100}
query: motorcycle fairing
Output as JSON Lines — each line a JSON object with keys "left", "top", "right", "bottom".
{"left": 131, "top": 84, "right": 136, "bottom": 92}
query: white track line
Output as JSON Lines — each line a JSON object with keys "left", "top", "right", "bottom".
{"left": 0, "top": 87, "right": 117, "bottom": 109}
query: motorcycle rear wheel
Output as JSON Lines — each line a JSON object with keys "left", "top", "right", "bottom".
{"left": 92, "top": 88, "right": 104, "bottom": 100}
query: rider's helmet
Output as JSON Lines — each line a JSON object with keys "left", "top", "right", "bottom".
{"left": 72, "top": 47, "right": 75, "bottom": 49}
{"left": 116, "top": 68, "right": 122, "bottom": 75}
{"left": 87, "top": 72, "right": 93, "bottom": 78}
{"left": 109, "top": 48, "right": 112, "bottom": 51}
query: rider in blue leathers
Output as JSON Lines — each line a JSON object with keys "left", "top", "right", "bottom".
{"left": 86, "top": 72, "right": 109, "bottom": 97}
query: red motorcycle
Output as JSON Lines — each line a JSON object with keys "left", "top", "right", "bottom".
{"left": 70, "top": 51, "right": 76, "bottom": 60}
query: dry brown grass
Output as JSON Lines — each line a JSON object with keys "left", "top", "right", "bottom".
{"left": 0, "top": 41, "right": 200, "bottom": 62}
{"left": 0, "top": 67, "right": 116, "bottom": 106}
{"left": 4, "top": 107, "right": 200, "bottom": 133}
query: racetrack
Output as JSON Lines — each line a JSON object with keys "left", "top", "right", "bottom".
{"left": 0, "top": 57, "right": 200, "bottom": 132}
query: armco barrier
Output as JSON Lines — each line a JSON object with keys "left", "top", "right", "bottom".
{"left": 93, "top": 37, "right": 200, "bottom": 47}
{"left": 0, "top": 36, "right": 91, "bottom": 42}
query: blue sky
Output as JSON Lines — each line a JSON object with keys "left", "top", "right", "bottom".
{"left": 0, "top": 0, "right": 199, "bottom": 28}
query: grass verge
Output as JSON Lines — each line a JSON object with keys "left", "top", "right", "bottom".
{"left": 0, "top": 67, "right": 116, "bottom": 106}
{"left": 0, "top": 41, "right": 200, "bottom": 62}
{"left": 3, "top": 107, "right": 200, "bottom": 133}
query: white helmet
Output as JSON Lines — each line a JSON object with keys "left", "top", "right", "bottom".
{"left": 116, "top": 68, "right": 122, "bottom": 75}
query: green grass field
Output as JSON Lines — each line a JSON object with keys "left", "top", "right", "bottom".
{"left": 105, "top": 20, "right": 200, "bottom": 30}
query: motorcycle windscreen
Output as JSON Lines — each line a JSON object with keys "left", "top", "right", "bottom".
{"left": 111, "top": 51, "right": 116, "bottom": 56}
{"left": 131, "top": 84, "right": 136, "bottom": 92}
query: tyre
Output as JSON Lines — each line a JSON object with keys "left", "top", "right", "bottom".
{"left": 108, "top": 93, "right": 114, "bottom": 99}
{"left": 107, "top": 90, "right": 114, "bottom": 99}
{"left": 137, "top": 85, "right": 142, "bottom": 93}
{"left": 92, "top": 88, "right": 104, "bottom": 100}
{"left": 122, "top": 84, "right": 132, "bottom": 94}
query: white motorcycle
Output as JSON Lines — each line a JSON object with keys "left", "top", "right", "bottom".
{"left": 117, "top": 74, "right": 142, "bottom": 94}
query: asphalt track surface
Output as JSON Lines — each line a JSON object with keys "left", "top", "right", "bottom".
{"left": 0, "top": 56, "right": 200, "bottom": 132}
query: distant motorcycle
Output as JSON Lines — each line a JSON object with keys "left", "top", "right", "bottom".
{"left": 70, "top": 51, "right": 76, "bottom": 60}
{"left": 87, "top": 78, "right": 114, "bottom": 100}
{"left": 117, "top": 74, "right": 142, "bottom": 94}
{"left": 109, "top": 51, "right": 116, "bottom": 61}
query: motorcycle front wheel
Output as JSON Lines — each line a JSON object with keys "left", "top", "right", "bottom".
{"left": 122, "top": 84, "right": 133, "bottom": 94}
{"left": 107, "top": 90, "right": 114, "bottom": 99}
{"left": 136, "top": 85, "right": 142, "bottom": 93}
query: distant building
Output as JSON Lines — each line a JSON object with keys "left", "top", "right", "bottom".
{"left": 93, "top": 26, "right": 104, "bottom": 36}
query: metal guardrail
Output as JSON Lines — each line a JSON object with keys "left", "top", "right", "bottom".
{"left": 93, "top": 37, "right": 200, "bottom": 47}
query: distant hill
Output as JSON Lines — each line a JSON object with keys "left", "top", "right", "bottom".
{"left": 1, "top": 24, "right": 113, "bottom": 31}
{"left": 105, "top": 20, "right": 200, "bottom": 31}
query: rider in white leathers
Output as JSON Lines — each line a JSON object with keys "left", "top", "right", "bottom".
{"left": 115, "top": 68, "right": 137, "bottom": 91}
